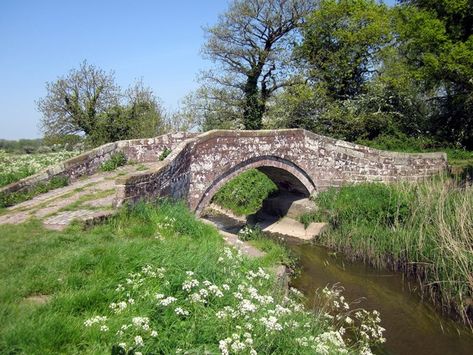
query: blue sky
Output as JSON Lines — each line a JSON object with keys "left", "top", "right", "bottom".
{"left": 0, "top": 0, "right": 396, "bottom": 140}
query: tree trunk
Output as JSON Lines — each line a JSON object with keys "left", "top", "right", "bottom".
{"left": 243, "top": 76, "right": 265, "bottom": 130}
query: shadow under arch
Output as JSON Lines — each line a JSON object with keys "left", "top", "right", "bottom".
{"left": 194, "top": 155, "right": 316, "bottom": 215}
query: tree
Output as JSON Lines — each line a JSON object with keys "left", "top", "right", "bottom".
{"left": 298, "top": 0, "right": 392, "bottom": 100}
{"left": 395, "top": 1, "right": 473, "bottom": 148}
{"left": 37, "top": 60, "right": 119, "bottom": 138}
{"left": 202, "top": 0, "right": 313, "bottom": 130}
{"left": 37, "top": 62, "right": 166, "bottom": 146}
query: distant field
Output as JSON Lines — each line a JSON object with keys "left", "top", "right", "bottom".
{"left": 0, "top": 150, "right": 79, "bottom": 188}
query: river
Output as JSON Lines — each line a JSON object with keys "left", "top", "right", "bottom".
{"left": 205, "top": 213, "right": 473, "bottom": 355}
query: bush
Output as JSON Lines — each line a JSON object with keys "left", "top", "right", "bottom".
{"left": 101, "top": 152, "right": 127, "bottom": 172}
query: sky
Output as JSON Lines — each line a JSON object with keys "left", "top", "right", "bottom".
{"left": 0, "top": 0, "right": 396, "bottom": 140}
{"left": 0, "top": 0, "right": 229, "bottom": 139}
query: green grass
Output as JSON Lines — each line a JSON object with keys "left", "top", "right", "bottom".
{"left": 0, "top": 150, "right": 79, "bottom": 188}
{"left": 100, "top": 152, "right": 127, "bottom": 172}
{"left": 212, "top": 169, "right": 277, "bottom": 216}
{"left": 0, "top": 176, "right": 69, "bottom": 209}
{"left": 0, "top": 201, "right": 385, "bottom": 354}
{"left": 304, "top": 179, "right": 473, "bottom": 323}
{"left": 238, "top": 225, "right": 296, "bottom": 268}
{"left": 0, "top": 167, "right": 36, "bottom": 188}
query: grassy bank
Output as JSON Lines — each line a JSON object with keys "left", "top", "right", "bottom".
{"left": 212, "top": 169, "right": 277, "bottom": 216}
{"left": 303, "top": 179, "right": 473, "bottom": 324}
{"left": 0, "top": 201, "right": 384, "bottom": 354}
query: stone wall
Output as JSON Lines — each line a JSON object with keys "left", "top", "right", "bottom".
{"left": 114, "top": 141, "right": 193, "bottom": 207}
{"left": 0, "top": 132, "right": 196, "bottom": 195}
{"left": 113, "top": 129, "right": 448, "bottom": 214}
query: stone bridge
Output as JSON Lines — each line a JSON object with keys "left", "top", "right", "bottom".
{"left": 0, "top": 129, "right": 447, "bottom": 228}
{"left": 116, "top": 130, "right": 446, "bottom": 215}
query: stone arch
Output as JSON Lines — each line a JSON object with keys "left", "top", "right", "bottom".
{"left": 194, "top": 155, "right": 316, "bottom": 215}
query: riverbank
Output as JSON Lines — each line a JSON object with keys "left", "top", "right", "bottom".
{"left": 306, "top": 178, "right": 472, "bottom": 324}
{"left": 205, "top": 209, "right": 473, "bottom": 355}
{"left": 0, "top": 201, "right": 385, "bottom": 354}
{"left": 212, "top": 167, "right": 472, "bottom": 325}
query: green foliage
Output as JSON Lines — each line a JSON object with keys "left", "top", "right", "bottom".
{"left": 298, "top": 0, "right": 392, "bottom": 100}
{"left": 212, "top": 169, "right": 277, "bottom": 216}
{"left": 100, "top": 152, "right": 127, "bottom": 172}
{"left": 158, "top": 147, "right": 172, "bottom": 161}
{"left": 302, "top": 183, "right": 410, "bottom": 228}
{"left": 38, "top": 62, "right": 166, "bottom": 147}
{"left": 201, "top": 0, "right": 313, "bottom": 130}
{"left": 312, "top": 179, "right": 473, "bottom": 323}
{"left": 238, "top": 225, "right": 296, "bottom": 268}
{"left": 238, "top": 225, "right": 263, "bottom": 241}
{"left": 0, "top": 139, "right": 44, "bottom": 154}
{"left": 0, "top": 176, "right": 69, "bottom": 208}
{"left": 0, "top": 166, "right": 36, "bottom": 188}
{"left": 263, "top": 0, "right": 473, "bottom": 149}
{"left": 0, "top": 150, "right": 79, "bottom": 188}
{"left": 0, "top": 201, "right": 384, "bottom": 353}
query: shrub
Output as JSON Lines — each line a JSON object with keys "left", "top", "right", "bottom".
{"left": 101, "top": 152, "right": 127, "bottom": 172}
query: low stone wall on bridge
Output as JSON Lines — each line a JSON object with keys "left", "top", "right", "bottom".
{"left": 0, "top": 132, "right": 196, "bottom": 196}
{"left": 112, "top": 129, "right": 448, "bottom": 214}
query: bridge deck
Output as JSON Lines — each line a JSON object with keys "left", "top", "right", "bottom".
{"left": 0, "top": 162, "right": 161, "bottom": 230}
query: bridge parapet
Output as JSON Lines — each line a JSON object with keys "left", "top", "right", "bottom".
{"left": 0, "top": 132, "right": 196, "bottom": 196}
{"left": 113, "top": 129, "right": 448, "bottom": 214}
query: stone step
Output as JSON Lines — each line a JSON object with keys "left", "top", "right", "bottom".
{"left": 259, "top": 216, "right": 327, "bottom": 242}
{"left": 261, "top": 193, "right": 317, "bottom": 219}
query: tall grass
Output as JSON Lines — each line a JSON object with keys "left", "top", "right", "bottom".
{"left": 308, "top": 178, "right": 473, "bottom": 324}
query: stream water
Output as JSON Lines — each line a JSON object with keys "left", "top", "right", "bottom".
{"left": 205, "top": 213, "right": 473, "bottom": 355}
